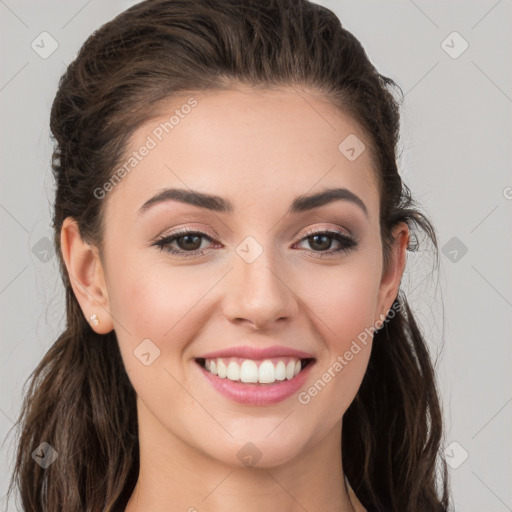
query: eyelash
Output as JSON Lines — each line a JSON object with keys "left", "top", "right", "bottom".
{"left": 152, "top": 227, "right": 357, "bottom": 258}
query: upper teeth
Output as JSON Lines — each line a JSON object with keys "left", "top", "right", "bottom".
{"left": 204, "top": 357, "right": 303, "bottom": 384}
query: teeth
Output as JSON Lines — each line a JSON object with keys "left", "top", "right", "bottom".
{"left": 226, "top": 361, "right": 240, "bottom": 381}
{"left": 217, "top": 359, "right": 227, "bottom": 378}
{"left": 275, "top": 361, "right": 286, "bottom": 381}
{"left": 258, "top": 360, "right": 275, "bottom": 383}
{"left": 240, "top": 360, "right": 258, "bottom": 383}
{"left": 286, "top": 360, "right": 295, "bottom": 380}
{"left": 202, "top": 357, "right": 307, "bottom": 384}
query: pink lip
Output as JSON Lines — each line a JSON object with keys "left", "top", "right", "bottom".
{"left": 198, "top": 345, "right": 315, "bottom": 360}
{"left": 196, "top": 359, "right": 315, "bottom": 405}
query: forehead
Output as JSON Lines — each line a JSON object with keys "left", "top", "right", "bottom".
{"left": 104, "top": 86, "right": 380, "bottom": 221}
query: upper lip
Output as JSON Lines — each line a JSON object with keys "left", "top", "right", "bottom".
{"left": 197, "top": 345, "right": 315, "bottom": 360}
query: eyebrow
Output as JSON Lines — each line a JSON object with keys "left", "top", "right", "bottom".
{"left": 138, "top": 186, "right": 368, "bottom": 217}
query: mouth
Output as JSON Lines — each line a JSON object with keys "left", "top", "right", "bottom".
{"left": 195, "top": 356, "right": 315, "bottom": 385}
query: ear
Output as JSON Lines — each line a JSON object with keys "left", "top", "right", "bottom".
{"left": 60, "top": 217, "right": 114, "bottom": 334}
{"left": 375, "top": 221, "right": 409, "bottom": 325}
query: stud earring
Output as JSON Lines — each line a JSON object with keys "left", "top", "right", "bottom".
{"left": 90, "top": 314, "right": 100, "bottom": 326}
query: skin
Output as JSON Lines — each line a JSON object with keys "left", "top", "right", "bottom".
{"left": 61, "top": 85, "right": 409, "bottom": 512}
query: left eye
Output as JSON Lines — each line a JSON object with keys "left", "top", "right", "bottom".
{"left": 152, "top": 229, "right": 357, "bottom": 257}
{"left": 295, "top": 229, "right": 357, "bottom": 254}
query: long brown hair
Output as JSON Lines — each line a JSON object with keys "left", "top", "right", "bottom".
{"left": 5, "top": 0, "right": 451, "bottom": 510}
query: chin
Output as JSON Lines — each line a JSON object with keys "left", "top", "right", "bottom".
{"left": 202, "top": 427, "right": 311, "bottom": 470}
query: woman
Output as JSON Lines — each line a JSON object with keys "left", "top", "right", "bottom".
{"left": 7, "top": 0, "right": 451, "bottom": 510}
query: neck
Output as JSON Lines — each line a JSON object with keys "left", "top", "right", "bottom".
{"left": 125, "top": 398, "right": 360, "bottom": 512}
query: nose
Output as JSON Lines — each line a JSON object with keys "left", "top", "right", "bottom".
{"left": 221, "top": 250, "right": 299, "bottom": 330}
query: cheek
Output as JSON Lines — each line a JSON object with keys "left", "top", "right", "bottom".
{"left": 105, "top": 254, "right": 222, "bottom": 384}
{"left": 305, "top": 260, "right": 380, "bottom": 346}
{"left": 298, "top": 261, "right": 379, "bottom": 410}
{"left": 107, "top": 263, "right": 200, "bottom": 411}
{"left": 106, "top": 249, "right": 208, "bottom": 340}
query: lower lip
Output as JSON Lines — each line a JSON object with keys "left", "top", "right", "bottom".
{"left": 197, "top": 361, "right": 315, "bottom": 405}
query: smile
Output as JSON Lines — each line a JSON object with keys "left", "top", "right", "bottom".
{"left": 196, "top": 356, "right": 315, "bottom": 385}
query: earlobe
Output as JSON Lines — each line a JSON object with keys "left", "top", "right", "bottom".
{"left": 375, "top": 222, "right": 409, "bottom": 325}
{"left": 60, "top": 217, "right": 114, "bottom": 334}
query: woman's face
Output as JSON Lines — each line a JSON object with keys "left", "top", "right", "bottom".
{"left": 85, "top": 86, "right": 407, "bottom": 468}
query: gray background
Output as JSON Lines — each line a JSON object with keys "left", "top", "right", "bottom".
{"left": 1, "top": 1, "right": 511, "bottom": 510}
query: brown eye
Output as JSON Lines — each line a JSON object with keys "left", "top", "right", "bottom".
{"left": 175, "top": 234, "right": 203, "bottom": 251}
{"left": 295, "top": 229, "right": 357, "bottom": 255}
{"left": 307, "top": 234, "right": 333, "bottom": 251}
{"left": 152, "top": 230, "right": 216, "bottom": 257}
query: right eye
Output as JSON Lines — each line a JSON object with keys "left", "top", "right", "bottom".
{"left": 152, "top": 229, "right": 220, "bottom": 257}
